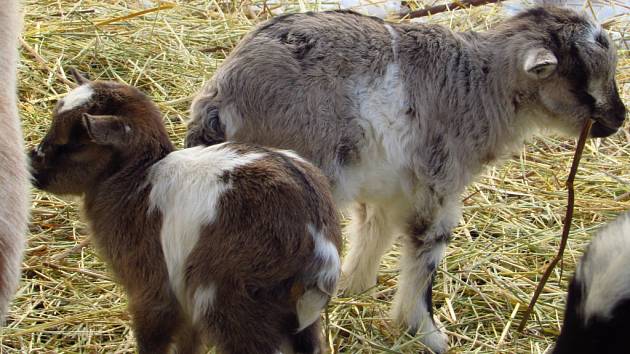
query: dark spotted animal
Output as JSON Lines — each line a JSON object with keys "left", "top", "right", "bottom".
{"left": 30, "top": 72, "right": 341, "bottom": 354}
{"left": 552, "top": 212, "right": 630, "bottom": 354}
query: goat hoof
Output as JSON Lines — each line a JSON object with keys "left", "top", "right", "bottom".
{"left": 419, "top": 329, "right": 448, "bottom": 354}
{"left": 338, "top": 273, "right": 376, "bottom": 296}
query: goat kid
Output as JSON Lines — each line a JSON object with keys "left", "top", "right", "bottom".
{"left": 30, "top": 72, "right": 342, "bottom": 354}
{"left": 0, "top": 0, "right": 29, "bottom": 324}
{"left": 184, "top": 6, "right": 627, "bottom": 353}
{"left": 552, "top": 212, "right": 630, "bottom": 354}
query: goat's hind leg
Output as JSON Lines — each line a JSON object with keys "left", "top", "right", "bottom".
{"left": 341, "top": 201, "right": 405, "bottom": 294}
{"left": 129, "top": 298, "right": 183, "bottom": 354}
{"left": 172, "top": 320, "right": 204, "bottom": 354}
{"left": 211, "top": 303, "right": 287, "bottom": 354}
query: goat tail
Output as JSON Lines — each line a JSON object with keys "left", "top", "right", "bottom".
{"left": 185, "top": 89, "right": 226, "bottom": 148}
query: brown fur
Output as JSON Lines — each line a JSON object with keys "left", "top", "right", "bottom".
{"left": 186, "top": 148, "right": 340, "bottom": 353}
{"left": 0, "top": 0, "right": 28, "bottom": 323}
{"left": 30, "top": 76, "right": 341, "bottom": 354}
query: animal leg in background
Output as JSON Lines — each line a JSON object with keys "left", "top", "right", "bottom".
{"left": 127, "top": 292, "right": 183, "bottom": 354}
{"left": 342, "top": 201, "right": 408, "bottom": 294}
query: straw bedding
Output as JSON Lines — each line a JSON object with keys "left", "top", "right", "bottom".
{"left": 1, "top": 1, "right": 628, "bottom": 353}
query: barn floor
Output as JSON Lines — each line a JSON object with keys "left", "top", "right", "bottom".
{"left": 1, "top": 1, "right": 629, "bottom": 353}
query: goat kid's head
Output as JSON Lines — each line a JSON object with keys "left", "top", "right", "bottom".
{"left": 30, "top": 69, "right": 170, "bottom": 195}
{"left": 510, "top": 7, "right": 626, "bottom": 138}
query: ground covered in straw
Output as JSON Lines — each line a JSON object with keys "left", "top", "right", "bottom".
{"left": 1, "top": 0, "right": 628, "bottom": 353}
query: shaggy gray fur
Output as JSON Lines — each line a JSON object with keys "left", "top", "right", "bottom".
{"left": 185, "top": 7, "right": 626, "bottom": 353}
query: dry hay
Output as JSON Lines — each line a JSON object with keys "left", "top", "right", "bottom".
{"left": 1, "top": 0, "right": 629, "bottom": 353}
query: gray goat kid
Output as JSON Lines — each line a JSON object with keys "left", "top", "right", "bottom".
{"left": 0, "top": 0, "right": 28, "bottom": 323}
{"left": 185, "top": 7, "right": 626, "bottom": 353}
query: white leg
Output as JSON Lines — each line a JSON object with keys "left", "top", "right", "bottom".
{"left": 390, "top": 194, "right": 461, "bottom": 354}
{"left": 341, "top": 202, "right": 403, "bottom": 294}
{"left": 391, "top": 239, "right": 448, "bottom": 354}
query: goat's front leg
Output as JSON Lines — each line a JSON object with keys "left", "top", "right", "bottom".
{"left": 391, "top": 193, "right": 461, "bottom": 354}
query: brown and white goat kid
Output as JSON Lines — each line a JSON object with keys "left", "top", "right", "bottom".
{"left": 29, "top": 72, "right": 342, "bottom": 354}
{"left": 0, "top": 0, "right": 29, "bottom": 323}
{"left": 185, "top": 7, "right": 627, "bottom": 352}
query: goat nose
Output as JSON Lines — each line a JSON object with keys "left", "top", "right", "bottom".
{"left": 609, "top": 85, "right": 626, "bottom": 123}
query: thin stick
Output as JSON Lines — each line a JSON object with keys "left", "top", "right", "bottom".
{"left": 517, "top": 119, "right": 593, "bottom": 332}
{"left": 61, "top": 2, "right": 176, "bottom": 32}
{"left": 401, "top": 0, "right": 504, "bottom": 19}
{"left": 19, "top": 38, "right": 76, "bottom": 87}
{"left": 51, "top": 238, "right": 91, "bottom": 261}
{"left": 92, "top": 2, "right": 176, "bottom": 28}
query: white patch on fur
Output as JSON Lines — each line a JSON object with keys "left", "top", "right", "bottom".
{"left": 58, "top": 84, "right": 94, "bottom": 113}
{"left": 277, "top": 149, "right": 306, "bottom": 163}
{"left": 35, "top": 144, "right": 45, "bottom": 158}
{"left": 148, "top": 144, "right": 265, "bottom": 308}
{"left": 295, "top": 224, "right": 340, "bottom": 331}
{"left": 192, "top": 283, "right": 217, "bottom": 324}
{"left": 384, "top": 24, "right": 399, "bottom": 61}
{"left": 577, "top": 212, "right": 630, "bottom": 322}
{"left": 307, "top": 224, "right": 340, "bottom": 294}
{"left": 336, "top": 63, "right": 415, "bottom": 206}
{"left": 356, "top": 64, "right": 409, "bottom": 169}
{"left": 220, "top": 103, "right": 244, "bottom": 138}
{"left": 337, "top": 64, "right": 420, "bottom": 294}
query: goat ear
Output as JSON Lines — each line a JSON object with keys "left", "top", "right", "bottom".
{"left": 69, "top": 68, "right": 91, "bottom": 85}
{"left": 523, "top": 48, "right": 557, "bottom": 79}
{"left": 82, "top": 113, "right": 130, "bottom": 146}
